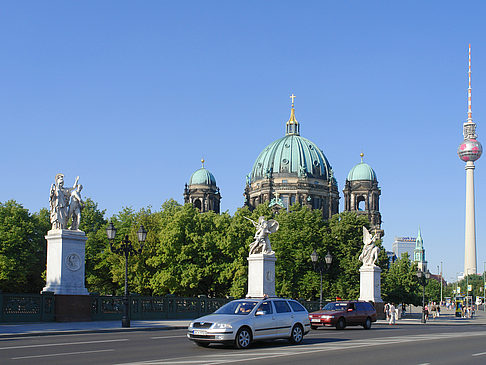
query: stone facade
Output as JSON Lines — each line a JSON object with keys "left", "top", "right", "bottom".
{"left": 184, "top": 183, "right": 221, "bottom": 213}
{"left": 343, "top": 179, "right": 383, "bottom": 237}
{"left": 245, "top": 176, "right": 339, "bottom": 219}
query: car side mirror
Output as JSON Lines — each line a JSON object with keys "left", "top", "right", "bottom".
{"left": 256, "top": 311, "right": 265, "bottom": 316}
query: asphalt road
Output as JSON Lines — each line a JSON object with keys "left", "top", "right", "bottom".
{"left": 1, "top": 320, "right": 486, "bottom": 365}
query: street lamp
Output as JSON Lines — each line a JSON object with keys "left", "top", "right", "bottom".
{"left": 106, "top": 222, "right": 147, "bottom": 328}
{"left": 416, "top": 268, "right": 431, "bottom": 323}
{"left": 311, "top": 250, "right": 332, "bottom": 309}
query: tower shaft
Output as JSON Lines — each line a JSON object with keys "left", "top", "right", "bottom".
{"left": 464, "top": 160, "right": 477, "bottom": 275}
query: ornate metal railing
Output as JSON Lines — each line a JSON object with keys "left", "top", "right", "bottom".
{"left": 0, "top": 292, "right": 54, "bottom": 322}
{"left": 0, "top": 292, "right": 321, "bottom": 322}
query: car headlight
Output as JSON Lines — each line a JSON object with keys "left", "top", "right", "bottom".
{"left": 188, "top": 322, "right": 194, "bottom": 329}
{"left": 321, "top": 315, "right": 334, "bottom": 319}
{"left": 213, "top": 323, "right": 233, "bottom": 329}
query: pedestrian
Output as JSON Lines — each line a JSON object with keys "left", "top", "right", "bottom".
{"left": 436, "top": 304, "right": 440, "bottom": 318}
{"left": 388, "top": 303, "right": 396, "bottom": 325}
{"left": 431, "top": 302, "right": 436, "bottom": 319}
{"left": 384, "top": 303, "right": 390, "bottom": 321}
{"left": 424, "top": 304, "right": 429, "bottom": 321}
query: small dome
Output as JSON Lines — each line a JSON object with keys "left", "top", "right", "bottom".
{"left": 189, "top": 160, "right": 217, "bottom": 186}
{"left": 189, "top": 168, "right": 216, "bottom": 186}
{"left": 458, "top": 139, "right": 482, "bottom": 162}
{"left": 347, "top": 155, "right": 377, "bottom": 182}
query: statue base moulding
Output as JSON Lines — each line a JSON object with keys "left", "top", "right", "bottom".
{"left": 42, "top": 229, "right": 89, "bottom": 296}
{"left": 358, "top": 265, "right": 382, "bottom": 303}
{"left": 246, "top": 253, "right": 276, "bottom": 298}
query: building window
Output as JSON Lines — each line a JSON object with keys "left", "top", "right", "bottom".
{"left": 281, "top": 195, "right": 289, "bottom": 210}
{"left": 282, "top": 180, "right": 288, "bottom": 184}
{"left": 290, "top": 196, "right": 296, "bottom": 206}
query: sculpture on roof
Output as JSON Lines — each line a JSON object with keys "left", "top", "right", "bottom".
{"left": 359, "top": 226, "right": 379, "bottom": 267}
{"left": 245, "top": 216, "right": 279, "bottom": 255}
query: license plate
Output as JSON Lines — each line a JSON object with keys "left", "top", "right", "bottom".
{"left": 311, "top": 318, "right": 321, "bottom": 322}
{"left": 193, "top": 330, "right": 207, "bottom": 335}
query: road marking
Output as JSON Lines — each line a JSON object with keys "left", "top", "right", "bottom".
{"left": 11, "top": 348, "right": 115, "bottom": 360}
{"left": 0, "top": 338, "right": 128, "bottom": 350}
{"left": 151, "top": 335, "right": 187, "bottom": 339}
{"left": 472, "top": 351, "right": 486, "bottom": 357}
{"left": 119, "top": 330, "right": 486, "bottom": 364}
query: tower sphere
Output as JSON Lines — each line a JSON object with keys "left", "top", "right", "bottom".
{"left": 458, "top": 139, "right": 482, "bottom": 162}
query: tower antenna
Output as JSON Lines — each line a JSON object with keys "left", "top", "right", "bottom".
{"left": 468, "top": 44, "right": 472, "bottom": 122}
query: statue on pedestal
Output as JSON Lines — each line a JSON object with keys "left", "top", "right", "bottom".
{"left": 245, "top": 216, "right": 279, "bottom": 255}
{"left": 49, "top": 174, "right": 83, "bottom": 230}
{"left": 359, "top": 227, "right": 379, "bottom": 267}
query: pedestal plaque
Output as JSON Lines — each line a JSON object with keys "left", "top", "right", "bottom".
{"left": 246, "top": 253, "right": 276, "bottom": 298}
{"left": 359, "top": 265, "right": 382, "bottom": 303}
{"left": 43, "top": 229, "right": 89, "bottom": 295}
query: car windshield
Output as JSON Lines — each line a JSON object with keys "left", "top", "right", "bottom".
{"left": 214, "top": 300, "right": 258, "bottom": 315}
{"left": 323, "top": 302, "right": 348, "bottom": 311}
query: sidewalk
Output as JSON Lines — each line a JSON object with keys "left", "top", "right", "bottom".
{"left": 377, "top": 307, "right": 486, "bottom": 325}
{"left": 0, "top": 319, "right": 191, "bottom": 337}
{"left": 1, "top": 308, "right": 485, "bottom": 338}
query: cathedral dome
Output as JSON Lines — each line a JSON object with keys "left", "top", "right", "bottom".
{"left": 347, "top": 154, "right": 377, "bottom": 182}
{"left": 250, "top": 104, "right": 333, "bottom": 183}
{"left": 189, "top": 160, "right": 216, "bottom": 186}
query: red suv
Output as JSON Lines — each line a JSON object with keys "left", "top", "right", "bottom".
{"left": 308, "top": 301, "right": 377, "bottom": 330}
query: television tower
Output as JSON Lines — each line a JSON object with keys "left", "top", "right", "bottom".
{"left": 457, "top": 44, "right": 482, "bottom": 275}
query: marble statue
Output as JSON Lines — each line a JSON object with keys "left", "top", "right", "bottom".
{"left": 359, "top": 226, "right": 379, "bottom": 267}
{"left": 68, "top": 184, "right": 84, "bottom": 231}
{"left": 49, "top": 174, "right": 83, "bottom": 230}
{"left": 245, "top": 216, "right": 279, "bottom": 255}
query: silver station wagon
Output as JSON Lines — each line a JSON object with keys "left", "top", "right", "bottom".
{"left": 187, "top": 298, "right": 311, "bottom": 349}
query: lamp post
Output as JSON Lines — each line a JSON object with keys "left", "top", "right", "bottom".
{"left": 310, "top": 250, "right": 332, "bottom": 309}
{"left": 106, "top": 222, "right": 147, "bottom": 328}
{"left": 416, "top": 268, "right": 431, "bottom": 323}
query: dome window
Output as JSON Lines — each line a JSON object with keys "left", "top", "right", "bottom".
{"left": 313, "top": 160, "right": 319, "bottom": 166}
{"left": 285, "top": 143, "right": 290, "bottom": 148}
{"left": 282, "top": 158, "right": 289, "bottom": 164}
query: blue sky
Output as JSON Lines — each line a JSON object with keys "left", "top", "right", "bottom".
{"left": 1, "top": 1, "right": 485, "bottom": 282}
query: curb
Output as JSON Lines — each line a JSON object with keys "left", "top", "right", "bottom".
{"left": 0, "top": 325, "right": 188, "bottom": 338}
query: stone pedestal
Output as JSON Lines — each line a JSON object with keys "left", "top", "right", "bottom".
{"left": 43, "top": 229, "right": 89, "bottom": 295}
{"left": 246, "top": 253, "right": 276, "bottom": 298}
{"left": 55, "top": 295, "right": 92, "bottom": 322}
{"left": 359, "top": 265, "right": 382, "bottom": 303}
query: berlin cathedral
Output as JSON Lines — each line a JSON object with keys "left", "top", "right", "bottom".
{"left": 184, "top": 95, "right": 384, "bottom": 237}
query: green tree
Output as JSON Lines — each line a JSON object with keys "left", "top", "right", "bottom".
{"left": 382, "top": 253, "right": 421, "bottom": 305}
{"left": 425, "top": 278, "right": 441, "bottom": 303}
{"left": 0, "top": 201, "right": 46, "bottom": 292}
{"left": 271, "top": 205, "right": 326, "bottom": 299}
{"left": 325, "top": 212, "right": 388, "bottom": 300}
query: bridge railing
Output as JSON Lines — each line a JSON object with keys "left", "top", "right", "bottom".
{"left": 0, "top": 292, "right": 321, "bottom": 322}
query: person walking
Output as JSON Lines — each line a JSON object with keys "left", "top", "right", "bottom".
{"left": 388, "top": 303, "right": 396, "bottom": 325}
{"left": 384, "top": 303, "right": 390, "bottom": 321}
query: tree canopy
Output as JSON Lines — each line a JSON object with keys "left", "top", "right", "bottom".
{"left": 0, "top": 197, "right": 423, "bottom": 304}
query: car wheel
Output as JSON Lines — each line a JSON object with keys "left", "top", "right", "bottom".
{"left": 310, "top": 325, "right": 318, "bottom": 330}
{"left": 289, "top": 324, "right": 304, "bottom": 344}
{"left": 363, "top": 317, "right": 372, "bottom": 330}
{"left": 235, "top": 327, "right": 252, "bottom": 349}
{"left": 195, "top": 341, "right": 210, "bottom": 347}
{"left": 336, "top": 318, "right": 346, "bottom": 330}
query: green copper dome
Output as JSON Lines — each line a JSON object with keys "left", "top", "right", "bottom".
{"left": 347, "top": 154, "right": 377, "bottom": 181}
{"left": 250, "top": 106, "right": 334, "bottom": 182}
{"left": 189, "top": 160, "right": 217, "bottom": 186}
